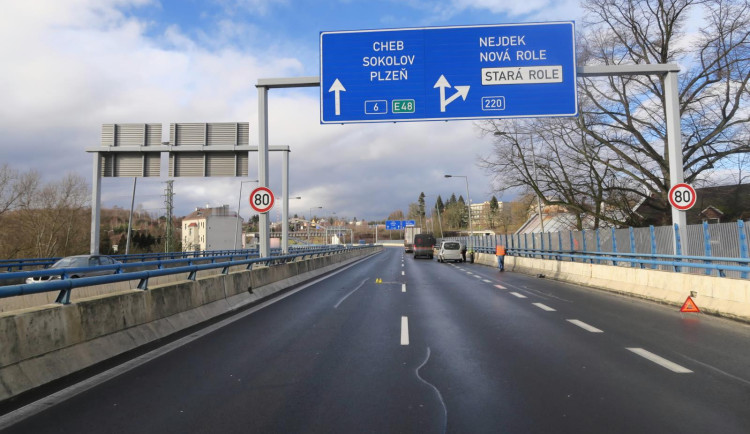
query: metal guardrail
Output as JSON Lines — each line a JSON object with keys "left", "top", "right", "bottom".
{"left": 441, "top": 222, "right": 750, "bottom": 280}
{"left": 0, "top": 245, "right": 370, "bottom": 304}
{"left": 0, "top": 245, "right": 337, "bottom": 272}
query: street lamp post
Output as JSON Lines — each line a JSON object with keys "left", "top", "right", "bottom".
{"left": 235, "top": 180, "right": 259, "bottom": 251}
{"left": 445, "top": 174, "right": 473, "bottom": 252}
{"left": 308, "top": 206, "right": 322, "bottom": 244}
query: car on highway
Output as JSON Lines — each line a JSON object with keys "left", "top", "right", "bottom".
{"left": 25, "top": 255, "right": 121, "bottom": 283}
{"left": 437, "top": 241, "right": 463, "bottom": 263}
{"left": 413, "top": 234, "right": 436, "bottom": 259}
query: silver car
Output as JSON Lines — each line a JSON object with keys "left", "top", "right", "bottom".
{"left": 25, "top": 255, "right": 121, "bottom": 283}
{"left": 438, "top": 241, "right": 463, "bottom": 263}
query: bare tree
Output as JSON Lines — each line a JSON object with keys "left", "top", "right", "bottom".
{"left": 480, "top": 0, "right": 750, "bottom": 227}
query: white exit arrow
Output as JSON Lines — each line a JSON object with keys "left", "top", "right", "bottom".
{"left": 329, "top": 78, "right": 346, "bottom": 116}
{"left": 434, "top": 75, "right": 470, "bottom": 112}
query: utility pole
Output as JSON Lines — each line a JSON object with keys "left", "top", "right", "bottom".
{"left": 163, "top": 180, "right": 174, "bottom": 252}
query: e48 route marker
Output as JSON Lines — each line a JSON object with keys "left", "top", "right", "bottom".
{"left": 249, "top": 187, "right": 275, "bottom": 213}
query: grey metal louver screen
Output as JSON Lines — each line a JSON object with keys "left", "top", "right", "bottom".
{"left": 169, "top": 153, "right": 205, "bottom": 177}
{"left": 206, "top": 153, "right": 234, "bottom": 176}
{"left": 100, "top": 153, "right": 161, "bottom": 177}
{"left": 101, "top": 123, "right": 162, "bottom": 147}
{"left": 236, "top": 153, "right": 248, "bottom": 176}
{"left": 169, "top": 122, "right": 249, "bottom": 146}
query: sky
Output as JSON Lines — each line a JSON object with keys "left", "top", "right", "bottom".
{"left": 0, "top": 0, "right": 583, "bottom": 223}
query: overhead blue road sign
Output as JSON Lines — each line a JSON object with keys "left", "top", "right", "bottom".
{"left": 320, "top": 22, "right": 577, "bottom": 124}
{"left": 386, "top": 220, "right": 403, "bottom": 230}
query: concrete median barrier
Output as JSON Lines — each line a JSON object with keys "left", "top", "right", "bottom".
{"left": 475, "top": 252, "right": 750, "bottom": 322}
{"left": 0, "top": 246, "right": 381, "bottom": 403}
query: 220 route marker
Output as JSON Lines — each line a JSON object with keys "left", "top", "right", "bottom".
{"left": 249, "top": 187, "right": 275, "bottom": 213}
{"left": 669, "top": 183, "right": 696, "bottom": 211}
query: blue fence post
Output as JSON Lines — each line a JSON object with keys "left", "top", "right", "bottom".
{"left": 739, "top": 220, "right": 748, "bottom": 279}
{"left": 611, "top": 227, "right": 618, "bottom": 266}
{"left": 569, "top": 231, "right": 575, "bottom": 263}
{"left": 673, "top": 223, "right": 683, "bottom": 272}
{"left": 548, "top": 232, "right": 553, "bottom": 259}
{"left": 532, "top": 233, "right": 537, "bottom": 258}
{"left": 703, "top": 221, "right": 713, "bottom": 276}
{"left": 595, "top": 229, "right": 602, "bottom": 264}
{"left": 649, "top": 225, "right": 657, "bottom": 270}
{"left": 524, "top": 233, "right": 528, "bottom": 257}
{"left": 558, "top": 232, "right": 563, "bottom": 261}
{"left": 582, "top": 230, "right": 588, "bottom": 263}
{"left": 539, "top": 232, "right": 545, "bottom": 259}
{"left": 629, "top": 227, "right": 636, "bottom": 268}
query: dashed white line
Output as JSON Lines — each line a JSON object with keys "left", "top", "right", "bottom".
{"left": 510, "top": 292, "right": 527, "bottom": 298}
{"left": 494, "top": 284, "right": 506, "bottom": 290}
{"left": 567, "top": 319, "right": 604, "bottom": 333}
{"left": 482, "top": 279, "right": 492, "bottom": 283}
{"left": 401, "top": 316, "right": 410, "bottom": 345}
{"left": 474, "top": 275, "right": 482, "bottom": 279}
{"left": 627, "top": 348, "right": 692, "bottom": 373}
{"left": 401, "top": 271, "right": 404, "bottom": 276}
{"left": 533, "top": 303, "right": 556, "bottom": 312}
{"left": 402, "top": 283, "right": 406, "bottom": 293}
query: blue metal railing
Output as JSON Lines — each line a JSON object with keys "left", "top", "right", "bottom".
{"left": 438, "top": 221, "right": 750, "bottom": 279}
{"left": 0, "top": 245, "right": 369, "bottom": 304}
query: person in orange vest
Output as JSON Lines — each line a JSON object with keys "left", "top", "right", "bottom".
{"left": 496, "top": 244, "right": 506, "bottom": 272}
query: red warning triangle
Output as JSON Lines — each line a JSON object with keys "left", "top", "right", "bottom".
{"left": 680, "top": 296, "right": 700, "bottom": 313}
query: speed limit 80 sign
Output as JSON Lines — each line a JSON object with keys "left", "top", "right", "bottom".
{"left": 249, "top": 187, "right": 275, "bottom": 213}
{"left": 669, "top": 183, "right": 697, "bottom": 211}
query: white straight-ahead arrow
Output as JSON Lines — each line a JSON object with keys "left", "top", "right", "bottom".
{"left": 434, "top": 75, "right": 470, "bottom": 112}
{"left": 329, "top": 79, "right": 346, "bottom": 116}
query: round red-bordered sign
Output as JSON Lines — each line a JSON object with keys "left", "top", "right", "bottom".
{"left": 249, "top": 187, "right": 275, "bottom": 213}
{"left": 669, "top": 183, "right": 696, "bottom": 211}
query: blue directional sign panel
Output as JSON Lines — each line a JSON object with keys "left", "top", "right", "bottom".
{"left": 385, "top": 220, "right": 417, "bottom": 230}
{"left": 386, "top": 220, "right": 402, "bottom": 230}
{"left": 320, "top": 22, "right": 577, "bottom": 124}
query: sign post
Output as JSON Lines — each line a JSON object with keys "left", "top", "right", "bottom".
{"left": 321, "top": 22, "right": 577, "bottom": 123}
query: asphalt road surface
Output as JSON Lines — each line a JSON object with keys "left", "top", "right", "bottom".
{"left": 3, "top": 246, "right": 750, "bottom": 433}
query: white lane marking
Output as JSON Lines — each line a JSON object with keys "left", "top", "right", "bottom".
{"left": 0, "top": 252, "right": 380, "bottom": 429}
{"left": 415, "top": 347, "right": 448, "bottom": 432}
{"left": 494, "top": 284, "right": 506, "bottom": 290}
{"left": 402, "top": 264, "right": 404, "bottom": 267}
{"left": 627, "top": 348, "right": 693, "bottom": 373}
{"left": 474, "top": 275, "right": 483, "bottom": 279}
{"left": 401, "top": 271, "right": 405, "bottom": 276}
{"left": 533, "top": 303, "right": 556, "bottom": 312}
{"left": 402, "top": 283, "right": 406, "bottom": 293}
{"left": 675, "top": 352, "right": 750, "bottom": 384}
{"left": 401, "top": 316, "right": 410, "bottom": 345}
{"left": 483, "top": 279, "right": 492, "bottom": 283}
{"left": 334, "top": 278, "right": 369, "bottom": 309}
{"left": 510, "top": 292, "right": 527, "bottom": 298}
{"left": 567, "top": 319, "right": 604, "bottom": 333}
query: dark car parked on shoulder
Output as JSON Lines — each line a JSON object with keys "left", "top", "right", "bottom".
{"left": 413, "top": 234, "right": 436, "bottom": 259}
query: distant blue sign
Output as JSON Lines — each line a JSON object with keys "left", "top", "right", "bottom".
{"left": 320, "top": 22, "right": 577, "bottom": 123}
{"left": 385, "top": 220, "right": 417, "bottom": 230}
{"left": 386, "top": 220, "right": 403, "bottom": 230}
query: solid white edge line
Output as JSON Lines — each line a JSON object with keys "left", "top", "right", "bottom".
{"left": 567, "top": 319, "right": 604, "bottom": 333}
{"left": 401, "top": 316, "right": 410, "bottom": 345}
{"left": 510, "top": 292, "right": 527, "bottom": 298}
{"left": 533, "top": 303, "right": 556, "bottom": 312}
{"left": 0, "top": 250, "right": 380, "bottom": 429}
{"left": 627, "top": 348, "right": 693, "bottom": 373}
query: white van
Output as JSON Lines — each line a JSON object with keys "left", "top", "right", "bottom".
{"left": 438, "top": 241, "right": 463, "bottom": 263}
